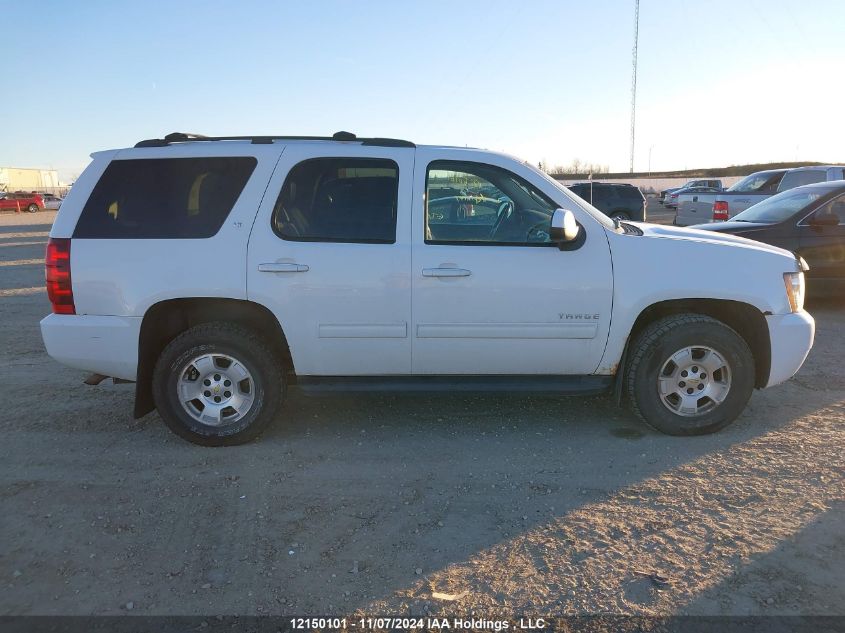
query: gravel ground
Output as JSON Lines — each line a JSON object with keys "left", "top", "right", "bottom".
{"left": 1, "top": 210, "right": 842, "bottom": 618}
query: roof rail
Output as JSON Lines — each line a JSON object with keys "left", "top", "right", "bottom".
{"left": 134, "top": 131, "right": 415, "bottom": 149}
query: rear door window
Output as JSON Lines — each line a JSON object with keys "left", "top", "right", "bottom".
{"left": 74, "top": 157, "right": 257, "bottom": 239}
{"left": 271, "top": 158, "right": 399, "bottom": 243}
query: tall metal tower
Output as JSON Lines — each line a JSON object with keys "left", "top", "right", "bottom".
{"left": 629, "top": 0, "right": 640, "bottom": 174}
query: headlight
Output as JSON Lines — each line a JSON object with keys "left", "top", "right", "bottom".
{"left": 783, "top": 272, "right": 805, "bottom": 312}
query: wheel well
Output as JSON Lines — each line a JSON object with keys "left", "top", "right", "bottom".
{"left": 133, "top": 298, "right": 292, "bottom": 418}
{"left": 626, "top": 299, "right": 771, "bottom": 389}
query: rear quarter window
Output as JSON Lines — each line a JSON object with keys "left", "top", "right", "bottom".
{"left": 73, "top": 157, "right": 257, "bottom": 239}
{"left": 617, "top": 186, "right": 643, "bottom": 200}
{"left": 777, "top": 170, "right": 826, "bottom": 192}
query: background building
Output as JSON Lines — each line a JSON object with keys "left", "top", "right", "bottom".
{"left": 0, "top": 167, "right": 66, "bottom": 195}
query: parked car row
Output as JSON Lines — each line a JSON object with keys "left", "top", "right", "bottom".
{"left": 0, "top": 191, "right": 63, "bottom": 213}
{"left": 0, "top": 191, "right": 45, "bottom": 213}
{"left": 691, "top": 181, "right": 845, "bottom": 295}
{"left": 674, "top": 165, "right": 845, "bottom": 226}
{"left": 563, "top": 169, "right": 845, "bottom": 295}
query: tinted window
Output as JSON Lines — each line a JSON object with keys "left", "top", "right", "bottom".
{"left": 272, "top": 158, "right": 398, "bottom": 243}
{"left": 585, "top": 185, "right": 613, "bottom": 206}
{"left": 74, "top": 157, "right": 256, "bottom": 239}
{"left": 727, "top": 171, "right": 784, "bottom": 193}
{"left": 732, "top": 187, "right": 836, "bottom": 224}
{"left": 777, "top": 170, "right": 826, "bottom": 192}
{"left": 426, "top": 161, "right": 557, "bottom": 245}
{"left": 570, "top": 183, "right": 605, "bottom": 203}
{"left": 616, "top": 186, "right": 643, "bottom": 200}
{"left": 804, "top": 193, "right": 845, "bottom": 226}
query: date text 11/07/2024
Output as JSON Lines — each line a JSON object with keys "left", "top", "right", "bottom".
{"left": 289, "top": 617, "right": 548, "bottom": 630}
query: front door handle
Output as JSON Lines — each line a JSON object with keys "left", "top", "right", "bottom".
{"left": 422, "top": 267, "right": 471, "bottom": 278}
{"left": 258, "top": 262, "right": 309, "bottom": 273}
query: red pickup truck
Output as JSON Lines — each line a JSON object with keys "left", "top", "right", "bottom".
{"left": 0, "top": 192, "right": 44, "bottom": 213}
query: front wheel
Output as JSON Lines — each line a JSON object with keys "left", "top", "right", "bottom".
{"left": 609, "top": 211, "right": 630, "bottom": 222}
{"left": 152, "top": 322, "right": 284, "bottom": 446}
{"left": 626, "top": 314, "right": 755, "bottom": 435}
{"left": 27, "top": 204, "right": 39, "bottom": 213}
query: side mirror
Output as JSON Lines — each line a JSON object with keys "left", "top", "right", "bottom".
{"left": 550, "top": 209, "right": 581, "bottom": 244}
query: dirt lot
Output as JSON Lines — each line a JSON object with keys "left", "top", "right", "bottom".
{"left": 1, "top": 210, "right": 843, "bottom": 619}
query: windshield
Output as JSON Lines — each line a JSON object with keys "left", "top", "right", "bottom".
{"left": 732, "top": 187, "right": 834, "bottom": 223}
{"left": 727, "top": 171, "right": 783, "bottom": 193}
{"left": 524, "top": 162, "right": 616, "bottom": 229}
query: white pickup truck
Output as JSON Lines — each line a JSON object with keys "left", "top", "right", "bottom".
{"left": 675, "top": 166, "right": 845, "bottom": 226}
{"left": 41, "top": 132, "right": 815, "bottom": 445}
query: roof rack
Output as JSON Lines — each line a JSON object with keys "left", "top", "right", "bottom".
{"left": 134, "top": 131, "right": 415, "bottom": 149}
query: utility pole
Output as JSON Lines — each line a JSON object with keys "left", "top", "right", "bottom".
{"left": 629, "top": 0, "right": 640, "bottom": 174}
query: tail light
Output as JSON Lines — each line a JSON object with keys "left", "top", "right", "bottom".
{"left": 45, "top": 238, "right": 75, "bottom": 314}
{"left": 713, "top": 201, "right": 729, "bottom": 221}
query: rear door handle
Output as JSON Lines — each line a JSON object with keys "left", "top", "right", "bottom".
{"left": 422, "top": 267, "right": 471, "bottom": 278}
{"left": 258, "top": 262, "right": 309, "bottom": 273}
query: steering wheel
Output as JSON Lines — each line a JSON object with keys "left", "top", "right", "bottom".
{"left": 489, "top": 199, "right": 514, "bottom": 239}
{"left": 526, "top": 220, "right": 551, "bottom": 243}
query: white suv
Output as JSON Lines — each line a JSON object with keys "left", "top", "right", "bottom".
{"left": 41, "top": 132, "right": 815, "bottom": 445}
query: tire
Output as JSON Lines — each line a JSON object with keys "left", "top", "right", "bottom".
{"left": 152, "top": 322, "right": 284, "bottom": 446}
{"left": 626, "top": 314, "right": 754, "bottom": 436}
{"left": 27, "top": 204, "right": 38, "bottom": 213}
{"left": 610, "top": 211, "right": 630, "bottom": 221}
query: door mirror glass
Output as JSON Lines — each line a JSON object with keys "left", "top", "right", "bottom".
{"left": 550, "top": 209, "right": 580, "bottom": 243}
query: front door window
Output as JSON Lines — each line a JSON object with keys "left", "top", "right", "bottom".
{"left": 425, "top": 161, "right": 557, "bottom": 245}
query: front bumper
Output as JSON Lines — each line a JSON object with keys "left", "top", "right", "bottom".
{"left": 764, "top": 311, "right": 815, "bottom": 388}
{"left": 40, "top": 313, "right": 141, "bottom": 381}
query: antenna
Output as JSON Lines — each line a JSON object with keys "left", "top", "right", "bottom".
{"left": 629, "top": 0, "right": 640, "bottom": 174}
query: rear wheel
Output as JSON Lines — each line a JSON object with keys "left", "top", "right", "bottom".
{"left": 609, "top": 211, "right": 630, "bottom": 221}
{"left": 152, "top": 322, "right": 284, "bottom": 446}
{"left": 626, "top": 314, "right": 755, "bottom": 435}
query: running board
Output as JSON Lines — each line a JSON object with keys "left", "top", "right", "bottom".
{"left": 294, "top": 375, "right": 612, "bottom": 395}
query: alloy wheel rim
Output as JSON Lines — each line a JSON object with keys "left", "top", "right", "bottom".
{"left": 657, "top": 345, "right": 731, "bottom": 417}
{"left": 177, "top": 353, "right": 255, "bottom": 426}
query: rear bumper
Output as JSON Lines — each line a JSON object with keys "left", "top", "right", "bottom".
{"left": 765, "top": 311, "right": 815, "bottom": 388}
{"left": 40, "top": 313, "right": 141, "bottom": 381}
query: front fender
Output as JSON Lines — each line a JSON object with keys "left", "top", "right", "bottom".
{"left": 598, "top": 227, "right": 796, "bottom": 374}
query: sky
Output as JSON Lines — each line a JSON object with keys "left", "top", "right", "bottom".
{"left": 1, "top": 0, "right": 844, "bottom": 182}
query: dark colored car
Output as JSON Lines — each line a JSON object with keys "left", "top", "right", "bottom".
{"left": 568, "top": 182, "right": 646, "bottom": 221}
{"left": 0, "top": 191, "right": 44, "bottom": 213}
{"left": 691, "top": 181, "right": 845, "bottom": 294}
